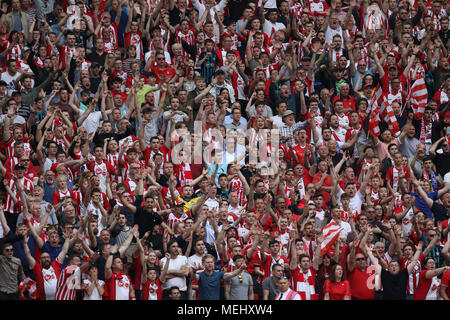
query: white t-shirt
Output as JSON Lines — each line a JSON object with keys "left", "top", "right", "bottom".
{"left": 1, "top": 71, "right": 21, "bottom": 96}
{"left": 335, "top": 219, "right": 352, "bottom": 239}
{"left": 79, "top": 110, "right": 103, "bottom": 135}
{"left": 187, "top": 254, "right": 203, "bottom": 270}
{"left": 160, "top": 255, "right": 189, "bottom": 291}
{"left": 82, "top": 279, "right": 105, "bottom": 300}
{"left": 444, "top": 171, "right": 450, "bottom": 183}
{"left": 271, "top": 115, "right": 284, "bottom": 128}
{"left": 337, "top": 187, "right": 364, "bottom": 214}
{"left": 401, "top": 207, "right": 414, "bottom": 237}
{"left": 325, "top": 25, "right": 343, "bottom": 45}
{"left": 44, "top": 157, "right": 57, "bottom": 174}
{"left": 204, "top": 198, "right": 220, "bottom": 211}
{"left": 257, "top": 0, "right": 277, "bottom": 9}
{"left": 262, "top": 20, "right": 286, "bottom": 40}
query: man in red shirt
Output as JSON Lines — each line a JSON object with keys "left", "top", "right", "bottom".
{"left": 312, "top": 160, "right": 333, "bottom": 206}
{"left": 332, "top": 83, "right": 356, "bottom": 112}
{"left": 260, "top": 239, "right": 289, "bottom": 282}
{"left": 347, "top": 238, "right": 375, "bottom": 300}
{"left": 150, "top": 52, "right": 176, "bottom": 84}
{"left": 385, "top": 152, "right": 411, "bottom": 194}
{"left": 440, "top": 267, "right": 450, "bottom": 300}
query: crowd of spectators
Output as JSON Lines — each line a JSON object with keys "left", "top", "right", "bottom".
{"left": 0, "top": 0, "right": 449, "bottom": 301}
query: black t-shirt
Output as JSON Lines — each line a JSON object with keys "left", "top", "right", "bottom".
{"left": 148, "top": 232, "right": 164, "bottom": 255}
{"left": 109, "top": 198, "right": 134, "bottom": 226}
{"left": 86, "top": 51, "right": 107, "bottom": 68}
{"left": 134, "top": 195, "right": 163, "bottom": 238}
{"left": 433, "top": 152, "right": 450, "bottom": 178}
{"left": 381, "top": 268, "right": 409, "bottom": 300}
{"left": 169, "top": 7, "right": 182, "bottom": 27}
{"left": 96, "top": 255, "right": 107, "bottom": 281}
{"left": 431, "top": 201, "right": 449, "bottom": 223}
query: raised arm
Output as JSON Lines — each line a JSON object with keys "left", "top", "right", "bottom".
{"left": 159, "top": 253, "right": 171, "bottom": 283}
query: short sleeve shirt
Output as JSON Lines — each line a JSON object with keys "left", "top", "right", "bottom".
{"left": 197, "top": 270, "right": 225, "bottom": 300}
{"left": 381, "top": 268, "right": 409, "bottom": 300}
{"left": 224, "top": 272, "right": 253, "bottom": 300}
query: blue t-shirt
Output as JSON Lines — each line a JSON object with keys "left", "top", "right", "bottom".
{"left": 410, "top": 191, "right": 438, "bottom": 218}
{"left": 198, "top": 270, "right": 224, "bottom": 300}
{"left": 9, "top": 230, "right": 36, "bottom": 272}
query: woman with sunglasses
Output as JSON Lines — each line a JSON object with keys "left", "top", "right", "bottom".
{"left": 414, "top": 257, "right": 450, "bottom": 300}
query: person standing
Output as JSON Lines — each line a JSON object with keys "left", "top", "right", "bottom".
{"left": 22, "top": 230, "right": 74, "bottom": 300}
{"left": 160, "top": 240, "right": 189, "bottom": 300}
{"left": 414, "top": 258, "right": 450, "bottom": 300}
{"left": 0, "top": 241, "right": 25, "bottom": 300}
{"left": 274, "top": 276, "right": 301, "bottom": 300}
{"left": 82, "top": 265, "right": 105, "bottom": 300}
{"left": 366, "top": 243, "right": 421, "bottom": 300}
{"left": 224, "top": 254, "right": 254, "bottom": 300}
{"left": 323, "top": 264, "right": 351, "bottom": 300}
{"left": 262, "top": 263, "right": 283, "bottom": 300}
{"left": 192, "top": 254, "right": 246, "bottom": 300}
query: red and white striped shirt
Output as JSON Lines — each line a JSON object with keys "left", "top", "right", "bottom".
{"left": 166, "top": 212, "right": 189, "bottom": 241}
{"left": 4, "top": 174, "right": 34, "bottom": 214}
{"left": 4, "top": 139, "right": 32, "bottom": 158}
{"left": 175, "top": 29, "right": 196, "bottom": 46}
{"left": 107, "top": 153, "right": 122, "bottom": 183}
{"left": 32, "top": 259, "right": 62, "bottom": 300}
{"left": 54, "top": 266, "right": 80, "bottom": 300}
{"left": 174, "top": 163, "right": 193, "bottom": 187}
{"left": 400, "top": 253, "right": 424, "bottom": 295}
{"left": 60, "top": 46, "right": 75, "bottom": 68}
{"left": 228, "top": 177, "right": 247, "bottom": 207}
{"left": 7, "top": 43, "right": 23, "bottom": 62}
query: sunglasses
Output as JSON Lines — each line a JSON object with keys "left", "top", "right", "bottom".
{"left": 122, "top": 193, "right": 131, "bottom": 197}
{"left": 238, "top": 275, "right": 243, "bottom": 283}
{"left": 157, "top": 57, "right": 164, "bottom": 61}
{"left": 356, "top": 258, "right": 365, "bottom": 261}
{"left": 4, "top": 248, "right": 13, "bottom": 252}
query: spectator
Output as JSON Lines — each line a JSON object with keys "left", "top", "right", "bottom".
{"left": 192, "top": 253, "right": 246, "bottom": 300}
{"left": 0, "top": 0, "right": 448, "bottom": 302}
{"left": 160, "top": 239, "right": 189, "bottom": 300}
{"left": 224, "top": 254, "right": 254, "bottom": 300}
{"left": 0, "top": 241, "right": 25, "bottom": 299}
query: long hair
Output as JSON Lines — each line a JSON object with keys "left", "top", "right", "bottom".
{"left": 329, "top": 264, "right": 345, "bottom": 283}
